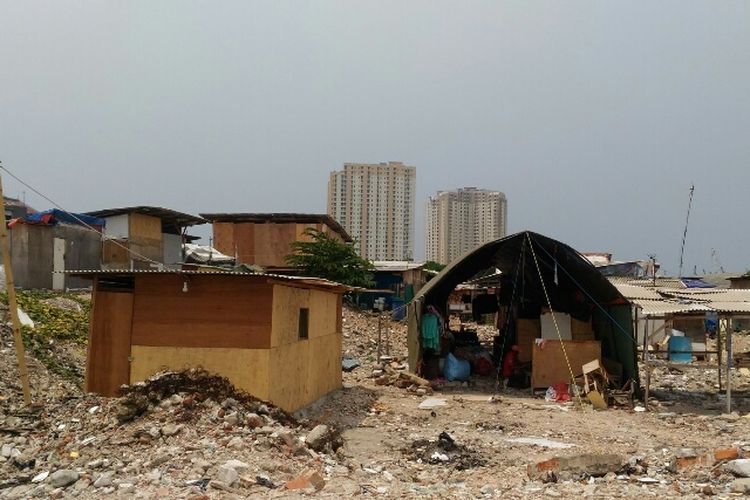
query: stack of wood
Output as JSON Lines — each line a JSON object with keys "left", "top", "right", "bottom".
{"left": 373, "top": 364, "right": 434, "bottom": 394}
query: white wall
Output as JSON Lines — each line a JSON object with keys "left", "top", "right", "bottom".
{"left": 162, "top": 233, "right": 182, "bottom": 267}
{"left": 103, "top": 214, "right": 129, "bottom": 239}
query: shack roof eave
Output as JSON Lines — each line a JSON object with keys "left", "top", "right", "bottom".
{"left": 61, "top": 268, "right": 352, "bottom": 293}
{"left": 199, "top": 212, "right": 352, "bottom": 242}
{"left": 86, "top": 206, "right": 206, "bottom": 231}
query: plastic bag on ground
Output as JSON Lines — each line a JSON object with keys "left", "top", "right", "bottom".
{"left": 444, "top": 353, "right": 470, "bottom": 381}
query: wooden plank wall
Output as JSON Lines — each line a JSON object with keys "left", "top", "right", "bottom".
{"left": 531, "top": 340, "right": 601, "bottom": 389}
{"left": 233, "top": 223, "right": 256, "bottom": 264}
{"left": 86, "top": 285, "right": 134, "bottom": 396}
{"left": 212, "top": 221, "right": 342, "bottom": 267}
{"left": 130, "top": 274, "right": 273, "bottom": 349}
{"left": 254, "top": 223, "right": 297, "bottom": 267}
{"left": 129, "top": 213, "right": 163, "bottom": 267}
{"left": 212, "top": 222, "right": 236, "bottom": 258}
{"left": 102, "top": 239, "right": 130, "bottom": 268}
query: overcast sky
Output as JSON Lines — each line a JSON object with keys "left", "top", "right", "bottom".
{"left": 1, "top": 1, "right": 748, "bottom": 274}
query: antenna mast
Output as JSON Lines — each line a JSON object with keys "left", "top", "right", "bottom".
{"left": 678, "top": 184, "right": 695, "bottom": 278}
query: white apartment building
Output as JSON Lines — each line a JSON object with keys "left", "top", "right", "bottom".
{"left": 426, "top": 187, "right": 507, "bottom": 265}
{"left": 327, "top": 162, "right": 416, "bottom": 261}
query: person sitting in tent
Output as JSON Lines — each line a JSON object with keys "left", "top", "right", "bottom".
{"left": 501, "top": 345, "right": 529, "bottom": 389}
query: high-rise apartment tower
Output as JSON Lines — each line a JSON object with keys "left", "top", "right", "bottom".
{"left": 327, "top": 162, "right": 416, "bottom": 261}
{"left": 426, "top": 187, "right": 507, "bottom": 265}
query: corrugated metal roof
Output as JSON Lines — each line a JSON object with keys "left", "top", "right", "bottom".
{"left": 608, "top": 277, "right": 687, "bottom": 288}
{"left": 631, "top": 299, "right": 711, "bottom": 316}
{"left": 662, "top": 289, "right": 750, "bottom": 302}
{"left": 707, "top": 302, "right": 750, "bottom": 314}
{"left": 60, "top": 269, "right": 351, "bottom": 291}
{"left": 613, "top": 284, "right": 663, "bottom": 300}
{"left": 372, "top": 261, "right": 425, "bottom": 272}
{"left": 86, "top": 206, "right": 206, "bottom": 228}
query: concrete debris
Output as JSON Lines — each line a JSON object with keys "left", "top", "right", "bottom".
{"left": 528, "top": 453, "right": 623, "bottom": 480}
{"left": 285, "top": 469, "right": 326, "bottom": 491}
{"left": 731, "top": 478, "right": 750, "bottom": 493}
{"left": 418, "top": 398, "right": 447, "bottom": 410}
{"left": 342, "top": 357, "right": 360, "bottom": 372}
{"left": 724, "top": 458, "right": 750, "bottom": 478}
{"left": 215, "top": 464, "right": 239, "bottom": 486}
{"left": 671, "top": 447, "right": 739, "bottom": 470}
{"left": 506, "top": 437, "right": 576, "bottom": 449}
{"left": 48, "top": 469, "right": 79, "bottom": 488}
{"left": 305, "top": 424, "right": 331, "bottom": 451}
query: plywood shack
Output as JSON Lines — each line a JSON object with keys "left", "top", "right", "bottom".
{"left": 200, "top": 213, "right": 352, "bottom": 271}
{"left": 87, "top": 206, "right": 205, "bottom": 269}
{"left": 77, "top": 270, "right": 347, "bottom": 412}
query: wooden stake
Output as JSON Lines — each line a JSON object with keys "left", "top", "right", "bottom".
{"left": 726, "top": 318, "right": 733, "bottom": 414}
{"left": 717, "top": 317, "right": 723, "bottom": 391}
{"left": 377, "top": 315, "right": 382, "bottom": 361}
{"left": 0, "top": 168, "right": 32, "bottom": 404}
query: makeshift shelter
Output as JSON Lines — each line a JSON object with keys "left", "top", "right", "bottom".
{"left": 71, "top": 269, "right": 348, "bottom": 412}
{"left": 358, "top": 261, "right": 426, "bottom": 312}
{"left": 199, "top": 213, "right": 352, "bottom": 272}
{"left": 86, "top": 206, "right": 205, "bottom": 269}
{"left": 9, "top": 209, "right": 104, "bottom": 290}
{"left": 408, "top": 231, "right": 638, "bottom": 392}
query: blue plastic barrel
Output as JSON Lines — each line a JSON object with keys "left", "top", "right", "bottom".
{"left": 391, "top": 299, "right": 406, "bottom": 320}
{"left": 668, "top": 336, "right": 692, "bottom": 363}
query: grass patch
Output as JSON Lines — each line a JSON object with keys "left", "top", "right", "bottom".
{"left": 1, "top": 290, "right": 89, "bottom": 384}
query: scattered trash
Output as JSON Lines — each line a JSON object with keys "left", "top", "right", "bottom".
{"left": 342, "top": 356, "right": 360, "bottom": 372}
{"left": 405, "top": 432, "right": 486, "bottom": 470}
{"left": 15, "top": 308, "right": 34, "bottom": 329}
{"left": 637, "top": 477, "right": 659, "bottom": 484}
{"left": 419, "top": 398, "right": 447, "bottom": 410}
{"left": 506, "top": 437, "right": 576, "bottom": 449}
{"left": 444, "top": 353, "right": 471, "bottom": 381}
{"left": 31, "top": 471, "right": 49, "bottom": 483}
{"left": 545, "top": 383, "right": 570, "bottom": 403}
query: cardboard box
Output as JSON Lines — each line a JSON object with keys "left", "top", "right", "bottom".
{"left": 516, "top": 319, "right": 540, "bottom": 363}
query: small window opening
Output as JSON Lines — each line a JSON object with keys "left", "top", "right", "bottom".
{"left": 298, "top": 308, "right": 309, "bottom": 340}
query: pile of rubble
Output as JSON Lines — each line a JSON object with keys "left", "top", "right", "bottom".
{"left": 0, "top": 370, "right": 346, "bottom": 498}
{"left": 341, "top": 305, "right": 408, "bottom": 364}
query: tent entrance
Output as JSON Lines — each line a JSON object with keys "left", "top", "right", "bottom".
{"left": 409, "top": 231, "right": 639, "bottom": 397}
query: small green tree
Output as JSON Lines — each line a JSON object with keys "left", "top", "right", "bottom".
{"left": 286, "top": 229, "right": 375, "bottom": 288}
{"left": 424, "top": 260, "right": 446, "bottom": 273}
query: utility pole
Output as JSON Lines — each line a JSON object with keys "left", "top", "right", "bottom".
{"left": 0, "top": 165, "right": 32, "bottom": 404}
{"left": 678, "top": 184, "right": 695, "bottom": 278}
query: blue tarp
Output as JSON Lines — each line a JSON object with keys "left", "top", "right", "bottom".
{"left": 21, "top": 209, "right": 105, "bottom": 227}
{"left": 681, "top": 278, "right": 714, "bottom": 289}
